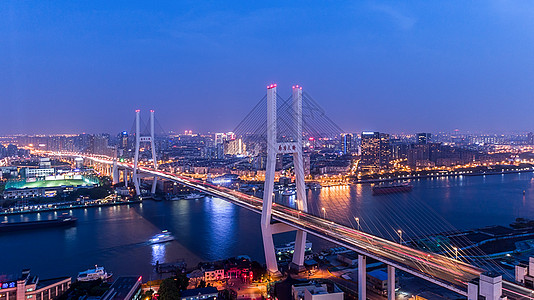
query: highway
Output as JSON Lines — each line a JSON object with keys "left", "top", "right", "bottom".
{"left": 48, "top": 153, "right": 534, "bottom": 299}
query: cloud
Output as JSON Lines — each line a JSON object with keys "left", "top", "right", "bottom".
{"left": 370, "top": 4, "right": 416, "bottom": 30}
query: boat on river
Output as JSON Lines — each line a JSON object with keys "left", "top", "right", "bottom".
{"left": 372, "top": 182, "right": 413, "bottom": 195}
{"left": 149, "top": 230, "right": 174, "bottom": 244}
{"left": 0, "top": 214, "right": 77, "bottom": 232}
{"left": 77, "top": 265, "right": 112, "bottom": 282}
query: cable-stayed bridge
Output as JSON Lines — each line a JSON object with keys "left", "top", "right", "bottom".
{"left": 41, "top": 85, "right": 534, "bottom": 300}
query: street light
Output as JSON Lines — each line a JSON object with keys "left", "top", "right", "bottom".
{"left": 453, "top": 247, "right": 458, "bottom": 260}
{"left": 354, "top": 217, "right": 360, "bottom": 231}
{"left": 397, "top": 229, "right": 403, "bottom": 244}
{"left": 321, "top": 207, "right": 326, "bottom": 219}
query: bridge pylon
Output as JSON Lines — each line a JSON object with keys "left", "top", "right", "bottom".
{"left": 133, "top": 109, "right": 158, "bottom": 195}
{"left": 261, "top": 84, "right": 308, "bottom": 275}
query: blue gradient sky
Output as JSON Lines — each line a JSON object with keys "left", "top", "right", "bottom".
{"left": 1, "top": 1, "right": 533, "bottom": 135}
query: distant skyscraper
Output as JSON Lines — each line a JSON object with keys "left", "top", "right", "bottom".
{"left": 360, "top": 132, "right": 380, "bottom": 170}
{"left": 118, "top": 131, "right": 128, "bottom": 149}
{"left": 417, "top": 133, "right": 432, "bottom": 144}
{"left": 0, "top": 144, "right": 6, "bottom": 158}
{"left": 340, "top": 133, "right": 353, "bottom": 154}
{"left": 360, "top": 132, "right": 391, "bottom": 170}
{"left": 6, "top": 144, "right": 18, "bottom": 157}
{"left": 224, "top": 138, "right": 246, "bottom": 156}
{"left": 379, "top": 133, "right": 391, "bottom": 167}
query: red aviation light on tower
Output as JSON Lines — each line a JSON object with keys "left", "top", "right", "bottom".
{"left": 135, "top": 109, "right": 140, "bottom": 112}
{"left": 150, "top": 110, "right": 154, "bottom": 112}
{"left": 293, "top": 84, "right": 303, "bottom": 90}
{"left": 267, "top": 84, "right": 277, "bottom": 89}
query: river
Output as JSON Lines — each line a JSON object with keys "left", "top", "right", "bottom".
{"left": 1, "top": 172, "right": 534, "bottom": 280}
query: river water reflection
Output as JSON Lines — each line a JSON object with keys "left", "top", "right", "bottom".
{"left": 1, "top": 172, "right": 534, "bottom": 279}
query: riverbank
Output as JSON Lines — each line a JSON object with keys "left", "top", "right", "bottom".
{"left": 353, "top": 166, "right": 534, "bottom": 184}
{"left": 0, "top": 198, "right": 141, "bottom": 216}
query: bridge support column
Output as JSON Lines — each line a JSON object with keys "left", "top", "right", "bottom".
{"left": 151, "top": 177, "right": 157, "bottom": 194}
{"left": 133, "top": 110, "right": 142, "bottom": 196}
{"left": 261, "top": 84, "right": 309, "bottom": 276}
{"left": 261, "top": 86, "right": 279, "bottom": 275}
{"left": 467, "top": 282, "right": 478, "bottom": 300}
{"left": 358, "top": 255, "right": 366, "bottom": 300}
{"left": 387, "top": 265, "right": 395, "bottom": 300}
{"left": 468, "top": 272, "right": 503, "bottom": 300}
{"left": 112, "top": 160, "right": 118, "bottom": 185}
{"left": 290, "top": 230, "right": 307, "bottom": 272}
{"left": 133, "top": 109, "right": 158, "bottom": 196}
{"left": 289, "top": 85, "right": 308, "bottom": 273}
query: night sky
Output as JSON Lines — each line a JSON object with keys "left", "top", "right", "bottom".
{"left": 1, "top": 1, "right": 533, "bottom": 135}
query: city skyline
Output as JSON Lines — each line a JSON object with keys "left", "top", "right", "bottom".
{"left": 3, "top": 2, "right": 534, "bottom": 299}
{"left": 2, "top": 1, "right": 534, "bottom": 135}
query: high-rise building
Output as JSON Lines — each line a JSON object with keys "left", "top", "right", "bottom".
{"left": 379, "top": 133, "right": 391, "bottom": 167}
{"left": 92, "top": 135, "right": 109, "bottom": 155}
{"left": 6, "top": 144, "right": 18, "bottom": 157}
{"left": 360, "top": 132, "right": 391, "bottom": 171}
{"left": 224, "top": 138, "right": 246, "bottom": 156}
{"left": 417, "top": 133, "right": 432, "bottom": 144}
{"left": 360, "top": 132, "right": 380, "bottom": 170}
{"left": 0, "top": 144, "right": 6, "bottom": 158}
{"left": 340, "top": 133, "right": 353, "bottom": 154}
{"left": 118, "top": 131, "right": 128, "bottom": 149}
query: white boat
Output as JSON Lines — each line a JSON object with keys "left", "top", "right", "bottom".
{"left": 77, "top": 265, "right": 112, "bottom": 282}
{"left": 150, "top": 230, "right": 174, "bottom": 244}
{"left": 183, "top": 193, "right": 204, "bottom": 200}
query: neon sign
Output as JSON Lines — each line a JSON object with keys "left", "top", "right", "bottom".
{"left": 0, "top": 282, "right": 16, "bottom": 289}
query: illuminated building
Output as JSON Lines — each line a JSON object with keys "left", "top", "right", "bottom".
{"left": 340, "top": 133, "right": 353, "bottom": 154}
{"left": 0, "top": 269, "right": 71, "bottom": 300}
{"left": 180, "top": 287, "right": 218, "bottom": 300}
{"left": 224, "top": 138, "right": 246, "bottom": 156}
{"left": 291, "top": 282, "right": 344, "bottom": 300}
{"left": 417, "top": 133, "right": 432, "bottom": 144}
{"left": 118, "top": 131, "right": 128, "bottom": 149}
{"left": 360, "top": 132, "right": 380, "bottom": 171}
{"left": 379, "top": 133, "right": 391, "bottom": 167}
{"left": 360, "top": 132, "right": 391, "bottom": 170}
{"left": 0, "top": 144, "right": 6, "bottom": 158}
{"left": 6, "top": 144, "right": 18, "bottom": 157}
{"left": 100, "top": 277, "right": 142, "bottom": 300}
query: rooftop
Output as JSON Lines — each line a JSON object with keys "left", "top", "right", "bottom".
{"left": 180, "top": 286, "right": 218, "bottom": 297}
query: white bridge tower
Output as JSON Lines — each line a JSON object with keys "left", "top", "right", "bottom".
{"left": 261, "top": 84, "right": 308, "bottom": 274}
{"left": 133, "top": 109, "right": 158, "bottom": 195}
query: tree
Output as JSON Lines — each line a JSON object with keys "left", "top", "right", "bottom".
{"left": 175, "top": 273, "right": 190, "bottom": 291}
{"left": 158, "top": 278, "right": 180, "bottom": 300}
{"left": 250, "top": 261, "right": 267, "bottom": 281}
